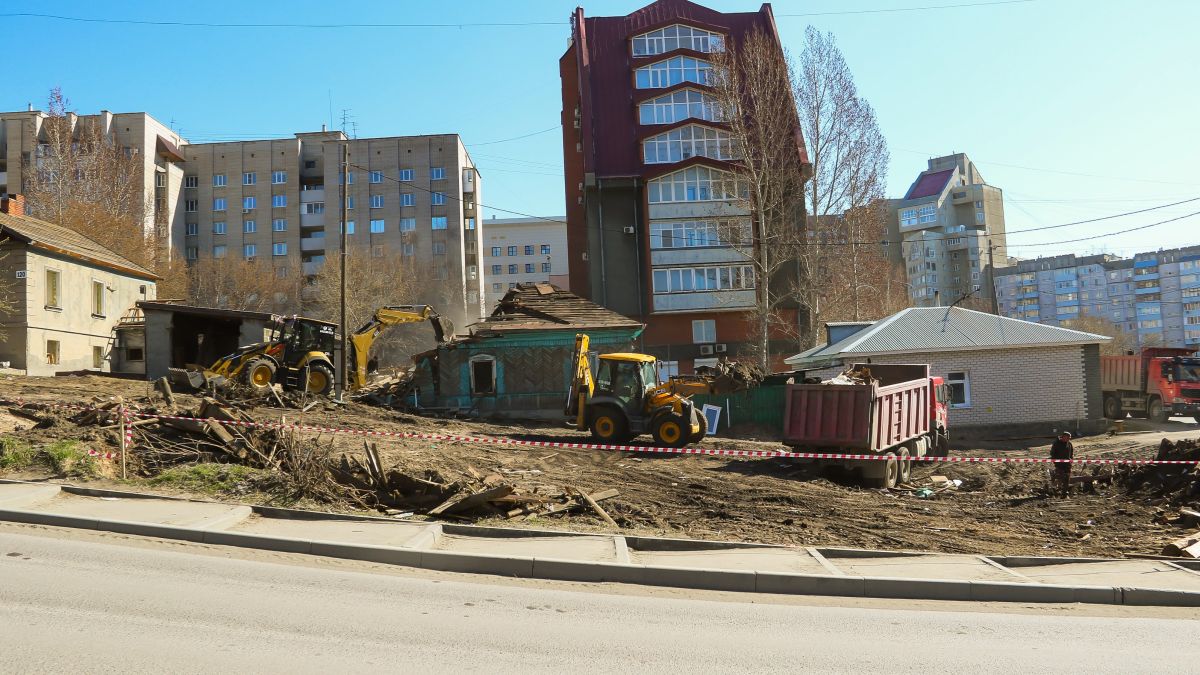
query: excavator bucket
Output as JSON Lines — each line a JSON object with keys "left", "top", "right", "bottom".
{"left": 430, "top": 316, "right": 454, "bottom": 343}
{"left": 167, "top": 368, "right": 227, "bottom": 392}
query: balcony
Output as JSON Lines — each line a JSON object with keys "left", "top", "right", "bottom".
{"left": 650, "top": 247, "right": 749, "bottom": 267}
{"left": 1135, "top": 286, "right": 1161, "bottom": 295}
{"left": 0, "top": 171, "right": 7, "bottom": 188}
{"left": 652, "top": 289, "right": 755, "bottom": 313}
{"left": 302, "top": 261, "right": 323, "bottom": 276}
{"left": 300, "top": 237, "right": 325, "bottom": 252}
{"left": 301, "top": 188, "right": 325, "bottom": 203}
{"left": 300, "top": 213, "right": 325, "bottom": 228}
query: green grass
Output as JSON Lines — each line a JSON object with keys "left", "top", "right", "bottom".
{"left": 149, "top": 463, "right": 273, "bottom": 495}
{"left": 0, "top": 436, "right": 36, "bottom": 470}
{"left": 42, "top": 440, "right": 99, "bottom": 478}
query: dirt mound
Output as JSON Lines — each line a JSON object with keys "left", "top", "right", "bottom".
{"left": 1118, "top": 438, "right": 1200, "bottom": 504}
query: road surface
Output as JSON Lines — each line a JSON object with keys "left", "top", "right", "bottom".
{"left": 0, "top": 523, "right": 1196, "bottom": 673}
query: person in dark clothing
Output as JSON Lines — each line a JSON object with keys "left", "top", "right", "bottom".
{"left": 1050, "top": 431, "right": 1074, "bottom": 497}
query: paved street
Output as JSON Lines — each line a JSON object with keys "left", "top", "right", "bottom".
{"left": 0, "top": 525, "right": 1196, "bottom": 674}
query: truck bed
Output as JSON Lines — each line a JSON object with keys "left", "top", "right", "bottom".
{"left": 783, "top": 364, "right": 931, "bottom": 453}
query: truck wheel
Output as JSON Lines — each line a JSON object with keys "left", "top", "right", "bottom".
{"left": 862, "top": 452, "right": 899, "bottom": 489}
{"left": 1148, "top": 397, "right": 1167, "bottom": 423}
{"left": 304, "top": 363, "right": 334, "bottom": 396}
{"left": 687, "top": 408, "right": 707, "bottom": 444}
{"left": 897, "top": 447, "right": 912, "bottom": 485}
{"left": 243, "top": 357, "right": 276, "bottom": 394}
{"left": 1103, "top": 395, "right": 1122, "bottom": 420}
{"left": 589, "top": 407, "right": 630, "bottom": 445}
{"left": 652, "top": 414, "right": 690, "bottom": 448}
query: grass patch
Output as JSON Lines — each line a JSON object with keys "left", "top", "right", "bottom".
{"left": 0, "top": 436, "right": 36, "bottom": 470}
{"left": 43, "top": 440, "right": 99, "bottom": 478}
{"left": 149, "top": 463, "right": 274, "bottom": 496}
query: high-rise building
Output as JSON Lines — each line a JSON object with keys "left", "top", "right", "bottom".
{"left": 560, "top": 0, "right": 808, "bottom": 373}
{"left": 888, "top": 153, "right": 1008, "bottom": 307}
{"left": 994, "top": 246, "right": 1200, "bottom": 349}
{"left": 481, "top": 216, "right": 569, "bottom": 310}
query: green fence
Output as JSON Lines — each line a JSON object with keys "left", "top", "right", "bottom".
{"left": 691, "top": 385, "right": 787, "bottom": 436}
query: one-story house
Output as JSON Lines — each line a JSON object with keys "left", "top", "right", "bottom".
{"left": 0, "top": 195, "right": 158, "bottom": 375}
{"left": 785, "top": 307, "right": 1111, "bottom": 435}
{"left": 411, "top": 283, "right": 644, "bottom": 419}
{"left": 132, "top": 301, "right": 278, "bottom": 380}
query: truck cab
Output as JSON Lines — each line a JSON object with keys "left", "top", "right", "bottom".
{"left": 1151, "top": 356, "right": 1200, "bottom": 421}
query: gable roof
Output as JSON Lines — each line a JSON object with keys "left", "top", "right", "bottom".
{"left": 0, "top": 210, "right": 158, "bottom": 280}
{"left": 473, "top": 283, "right": 643, "bottom": 333}
{"left": 904, "top": 168, "right": 954, "bottom": 200}
{"left": 785, "top": 306, "right": 1110, "bottom": 366}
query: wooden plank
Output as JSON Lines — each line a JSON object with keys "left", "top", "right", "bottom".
{"left": 429, "top": 485, "right": 514, "bottom": 517}
{"left": 1162, "top": 531, "right": 1200, "bottom": 557}
{"left": 574, "top": 486, "right": 618, "bottom": 527}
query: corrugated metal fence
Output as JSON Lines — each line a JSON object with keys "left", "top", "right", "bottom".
{"left": 691, "top": 385, "right": 787, "bottom": 436}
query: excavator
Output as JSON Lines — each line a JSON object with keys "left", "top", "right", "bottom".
{"left": 565, "top": 333, "right": 748, "bottom": 448}
{"left": 175, "top": 305, "right": 452, "bottom": 396}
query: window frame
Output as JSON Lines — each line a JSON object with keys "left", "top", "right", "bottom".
{"left": 946, "top": 371, "right": 971, "bottom": 409}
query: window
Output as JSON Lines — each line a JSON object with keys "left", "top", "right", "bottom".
{"left": 469, "top": 355, "right": 496, "bottom": 395}
{"left": 185, "top": 222, "right": 198, "bottom": 236}
{"left": 242, "top": 220, "right": 255, "bottom": 233}
{"left": 465, "top": 217, "right": 476, "bottom": 230}
{"left": 370, "top": 219, "right": 385, "bottom": 233}
{"left": 525, "top": 263, "right": 534, "bottom": 273}
{"left": 650, "top": 219, "right": 737, "bottom": 248}
{"left": 401, "top": 193, "right": 415, "bottom": 207}
{"left": 398, "top": 169, "right": 414, "bottom": 181}
{"left": 213, "top": 197, "right": 227, "bottom": 211}
{"left": 402, "top": 243, "right": 415, "bottom": 256}
{"left": 304, "top": 202, "right": 325, "bottom": 214}
{"left": 508, "top": 264, "right": 517, "bottom": 274}
{"left": 370, "top": 195, "right": 384, "bottom": 208}
{"left": 372, "top": 245, "right": 385, "bottom": 258}
{"left": 490, "top": 246, "right": 501, "bottom": 257}
{"left": 243, "top": 172, "right": 256, "bottom": 185}
{"left": 272, "top": 194, "right": 287, "bottom": 208}
{"left": 918, "top": 205, "right": 937, "bottom": 223}
{"left": 46, "top": 340, "right": 60, "bottom": 366}
{"left": 91, "top": 280, "right": 105, "bottom": 317}
{"left": 656, "top": 360, "right": 680, "bottom": 381}
{"left": 185, "top": 199, "right": 198, "bottom": 213}
{"left": 651, "top": 265, "right": 754, "bottom": 293}
{"left": 492, "top": 283, "right": 502, "bottom": 291}
{"left": 631, "top": 24, "right": 724, "bottom": 56}
{"left": 213, "top": 221, "right": 227, "bottom": 235}
{"left": 272, "top": 170, "right": 287, "bottom": 184}
{"left": 647, "top": 166, "right": 745, "bottom": 203}
{"left": 370, "top": 170, "right": 384, "bottom": 184}
{"left": 272, "top": 218, "right": 287, "bottom": 232}
{"left": 643, "top": 124, "right": 736, "bottom": 163}
{"left": 342, "top": 221, "right": 355, "bottom": 234}
{"left": 273, "top": 243, "right": 287, "bottom": 256}
{"left": 524, "top": 245, "right": 534, "bottom": 255}
{"left": 126, "top": 347, "right": 144, "bottom": 362}
{"left": 347, "top": 196, "right": 355, "bottom": 210}
{"left": 638, "top": 89, "right": 723, "bottom": 125}
{"left": 635, "top": 56, "right": 712, "bottom": 88}
{"left": 507, "top": 246, "right": 517, "bottom": 256}
{"left": 244, "top": 244, "right": 257, "bottom": 258}
{"left": 242, "top": 196, "right": 256, "bottom": 210}
{"left": 492, "top": 264, "right": 503, "bottom": 275}
{"left": 947, "top": 372, "right": 971, "bottom": 408}
{"left": 399, "top": 217, "right": 416, "bottom": 232}
{"left": 433, "top": 242, "right": 447, "bottom": 255}
{"left": 542, "top": 262, "right": 552, "bottom": 273}
{"left": 184, "top": 175, "right": 199, "bottom": 189}
{"left": 430, "top": 167, "right": 446, "bottom": 180}
{"left": 186, "top": 247, "right": 198, "bottom": 260}
{"left": 213, "top": 245, "right": 227, "bottom": 258}
{"left": 431, "top": 216, "right": 448, "bottom": 230}
{"left": 213, "top": 174, "right": 227, "bottom": 187}
{"left": 430, "top": 192, "right": 446, "bottom": 206}
{"left": 691, "top": 319, "right": 716, "bottom": 343}
{"left": 540, "top": 245, "right": 551, "bottom": 255}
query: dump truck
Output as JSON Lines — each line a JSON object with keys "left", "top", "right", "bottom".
{"left": 782, "top": 364, "right": 950, "bottom": 488}
{"left": 1101, "top": 347, "right": 1200, "bottom": 423}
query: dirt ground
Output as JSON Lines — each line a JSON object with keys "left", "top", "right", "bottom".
{"left": 2, "top": 373, "right": 1199, "bottom": 558}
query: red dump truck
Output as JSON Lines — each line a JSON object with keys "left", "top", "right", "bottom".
{"left": 782, "top": 364, "right": 950, "bottom": 488}
{"left": 1102, "top": 347, "right": 1200, "bottom": 423}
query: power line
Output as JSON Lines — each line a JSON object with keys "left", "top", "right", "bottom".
{"left": 1013, "top": 210, "right": 1200, "bottom": 247}
{"left": 1005, "top": 196, "right": 1200, "bottom": 234}
{"left": 466, "top": 126, "right": 560, "bottom": 147}
{"left": 777, "top": 0, "right": 1036, "bottom": 18}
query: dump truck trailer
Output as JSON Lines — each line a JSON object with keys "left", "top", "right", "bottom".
{"left": 1101, "top": 347, "right": 1200, "bottom": 423}
{"left": 782, "top": 364, "right": 950, "bottom": 488}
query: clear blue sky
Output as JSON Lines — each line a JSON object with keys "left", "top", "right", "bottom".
{"left": 4, "top": 0, "right": 1198, "bottom": 259}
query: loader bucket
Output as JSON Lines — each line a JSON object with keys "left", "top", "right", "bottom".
{"left": 430, "top": 316, "right": 455, "bottom": 343}
{"left": 168, "top": 368, "right": 211, "bottom": 392}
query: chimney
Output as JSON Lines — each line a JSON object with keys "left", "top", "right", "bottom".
{"left": 322, "top": 123, "right": 326, "bottom": 132}
{"left": 0, "top": 194, "right": 25, "bottom": 217}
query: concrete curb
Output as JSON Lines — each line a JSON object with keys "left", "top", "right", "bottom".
{"left": 3, "top": 504, "right": 1199, "bottom": 606}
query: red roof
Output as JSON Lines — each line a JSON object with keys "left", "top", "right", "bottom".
{"left": 904, "top": 168, "right": 954, "bottom": 200}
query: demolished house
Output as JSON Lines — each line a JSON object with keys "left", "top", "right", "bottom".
{"left": 134, "top": 301, "right": 277, "bottom": 380}
{"left": 410, "top": 283, "right": 643, "bottom": 418}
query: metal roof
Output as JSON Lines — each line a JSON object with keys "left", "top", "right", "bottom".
{"left": 786, "top": 307, "right": 1110, "bottom": 365}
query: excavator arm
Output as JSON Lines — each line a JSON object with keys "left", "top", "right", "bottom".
{"left": 565, "top": 333, "right": 594, "bottom": 430}
{"left": 348, "top": 305, "right": 453, "bottom": 390}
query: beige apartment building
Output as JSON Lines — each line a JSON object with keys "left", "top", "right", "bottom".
{"left": 481, "top": 216, "right": 568, "bottom": 309}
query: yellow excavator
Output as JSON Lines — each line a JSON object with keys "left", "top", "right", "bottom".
{"left": 566, "top": 333, "right": 738, "bottom": 448}
{"left": 177, "top": 305, "right": 452, "bottom": 396}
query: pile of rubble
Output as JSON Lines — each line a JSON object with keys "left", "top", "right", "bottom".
{"left": 693, "top": 360, "right": 766, "bottom": 392}
{"left": 1118, "top": 438, "right": 1200, "bottom": 557}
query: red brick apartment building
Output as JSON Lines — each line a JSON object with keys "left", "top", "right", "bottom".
{"left": 560, "top": 0, "right": 808, "bottom": 374}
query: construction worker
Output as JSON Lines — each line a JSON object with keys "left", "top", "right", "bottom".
{"left": 1050, "top": 431, "right": 1074, "bottom": 497}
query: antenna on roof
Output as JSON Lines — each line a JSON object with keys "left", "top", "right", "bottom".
{"left": 940, "top": 289, "right": 975, "bottom": 331}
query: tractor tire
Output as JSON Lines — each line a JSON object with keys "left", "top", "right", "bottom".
{"left": 305, "top": 362, "right": 335, "bottom": 396}
{"left": 687, "top": 408, "right": 707, "bottom": 445}
{"left": 1103, "top": 395, "right": 1122, "bottom": 420}
{"left": 589, "top": 407, "right": 630, "bottom": 445}
{"left": 1148, "top": 397, "right": 1168, "bottom": 423}
{"left": 897, "top": 446, "right": 912, "bottom": 485}
{"left": 243, "top": 357, "right": 277, "bottom": 394}
{"left": 862, "top": 452, "right": 899, "bottom": 489}
{"left": 652, "top": 414, "right": 690, "bottom": 448}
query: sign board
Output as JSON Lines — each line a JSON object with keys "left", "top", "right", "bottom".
{"left": 14, "top": 270, "right": 27, "bottom": 279}
{"left": 701, "top": 404, "right": 723, "bottom": 434}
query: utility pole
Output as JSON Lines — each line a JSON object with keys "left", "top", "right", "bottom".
{"left": 987, "top": 238, "right": 999, "bottom": 315}
{"left": 337, "top": 142, "right": 349, "bottom": 401}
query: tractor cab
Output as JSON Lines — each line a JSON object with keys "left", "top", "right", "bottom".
{"left": 277, "top": 316, "right": 336, "bottom": 364}
{"left": 594, "top": 353, "right": 659, "bottom": 417}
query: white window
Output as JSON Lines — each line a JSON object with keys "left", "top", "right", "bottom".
{"left": 638, "top": 89, "right": 723, "bottom": 125}
{"left": 186, "top": 246, "right": 198, "bottom": 260}
{"left": 631, "top": 24, "right": 724, "bottom": 56}
{"left": 372, "top": 245, "right": 385, "bottom": 258}
{"left": 272, "top": 194, "right": 287, "bottom": 208}
{"left": 213, "top": 221, "right": 227, "bottom": 235}
{"left": 91, "top": 280, "right": 105, "bottom": 317}
{"left": 347, "top": 196, "right": 355, "bottom": 210}
{"left": 213, "top": 245, "right": 227, "bottom": 258}
{"left": 398, "top": 169, "right": 414, "bottom": 181}
{"left": 431, "top": 216, "right": 448, "bottom": 230}
{"left": 652, "top": 265, "right": 754, "bottom": 293}
{"left": 272, "top": 170, "right": 287, "bottom": 184}
{"left": 272, "top": 218, "right": 287, "bottom": 232}
{"left": 465, "top": 217, "right": 476, "bottom": 230}
{"left": 430, "top": 167, "right": 446, "bottom": 180}
{"left": 155, "top": 172, "right": 167, "bottom": 188}
{"left": 400, "top": 217, "right": 416, "bottom": 232}
{"left": 46, "top": 340, "right": 60, "bottom": 366}
{"left": 647, "top": 166, "right": 745, "bottom": 203}
{"left": 241, "top": 220, "right": 255, "bottom": 233}
{"left": 184, "top": 175, "right": 199, "bottom": 189}
{"left": 185, "top": 200, "right": 198, "bottom": 213}
{"left": 370, "top": 219, "right": 385, "bottom": 233}
{"left": 431, "top": 192, "right": 446, "bottom": 205}
{"left": 339, "top": 171, "right": 354, "bottom": 184}
{"left": 650, "top": 219, "right": 738, "bottom": 249}
{"left": 635, "top": 56, "right": 712, "bottom": 89}
{"left": 243, "top": 196, "right": 256, "bottom": 210}
{"left": 656, "top": 360, "right": 680, "bottom": 381}
{"left": 243, "top": 172, "right": 256, "bottom": 185}
{"left": 401, "top": 193, "right": 415, "bottom": 207}
{"left": 213, "top": 174, "right": 227, "bottom": 187}
{"left": 918, "top": 205, "right": 937, "bottom": 223}
{"left": 342, "top": 221, "right": 355, "bottom": 234}
{"left": 643, "top": 124, "right": 736, "bottom": 163}
{"left": 214, "top": 198, "right": 227, "bottom": 211}
{"left": 304, "top": 202, "right": 325, "bottom": 215}
{"left": 369, "top": 170, "right": 384, "bottom": 184}
{"left": 402, "top": 243, "right": 415, "bottom": 256}
{"left": 947, "top": 371, "right": 970, "bottom": 408}
{"left": 692, "top": 319, "right": 716, "bottom": 343}
{"left": 185, "top": 222, "right": 198, "bottom": 236}
{"left": 92, "top": 345, "right": 104, "bottom": 369}
{"left": 244, "top": 244, "right": 257, "bottom": 258}
{"left": 370, "top": 194, "right": 384, "bottom": 208}
{"left": 272, "top": 243, "right": 287, "bottom": 256}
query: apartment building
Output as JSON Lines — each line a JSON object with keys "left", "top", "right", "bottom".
{"left": 560, "top": 0, "right": 809, "bottom": 373}
{"left": 481, "top": 216, "right": 569, "bottom": 310}
{"left": 888, "top": 153, "right": 1008, "bottom": 307}
{"left": 0, "top": 107, "right": 187, "bottom": 257}
{"left": 994, "top": 246, "right": 1200, "bottom": 349}
{"left": 179, "top": 131, "right": 484, "bottom": 329}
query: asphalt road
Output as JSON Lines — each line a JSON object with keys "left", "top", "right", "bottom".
{"left": 0, "top": 525, "right": 1196, "bottom": 674}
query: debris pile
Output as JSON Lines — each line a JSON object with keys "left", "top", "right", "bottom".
{"left": 350, "top": 368, "right": 420, "bottom": 409}
{"left": 821, "top": 365, "right": 878, "bottom": 386}
{"left": 1116, "top": 438, "right": 1200, "bottom": 557}
{"left": 693, "top": 360, "right": 766, "bottom": 392}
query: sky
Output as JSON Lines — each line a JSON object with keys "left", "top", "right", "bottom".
{"left": 4, "top": 0, "right": 1199, "bottom": 260}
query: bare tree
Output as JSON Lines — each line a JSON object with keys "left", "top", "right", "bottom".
{"left": 186, "top": 255, "right": 305, "bottom": 314}
{"left": 710, "top": 27, "right": 809, "bottom": 370}
{"left": 1062, "top": 315, "right": 1140, "bottom": 356}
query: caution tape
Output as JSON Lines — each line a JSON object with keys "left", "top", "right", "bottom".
{"left": 3, "top": 397, "right": 1199, "bottom": 466}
